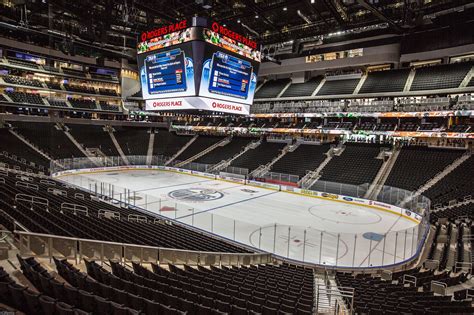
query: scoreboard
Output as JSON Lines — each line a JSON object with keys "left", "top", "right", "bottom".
{"left": 145, "top": 48, "right": 187, "bottom": 95}
{"left": 208, "top": 52, "right": 252, "bottom": 100}
{"left": 137, "top": 18, "right": 260, "bottom": 115}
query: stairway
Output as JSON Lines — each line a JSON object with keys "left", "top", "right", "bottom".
{"left": 146, "top": 132, "right": 155, "bottom": 165}
{"left": 459, "top": 66, "right": 474, "bottom": 88}
{"left": 61, "top": 124, "right": 96, "bottom": 160}
{"left": 165, "top": 135, "right": 198, "bottom": 166}
{"left": 108, "top": 128, "right": 130, "bottom": 165}
{"left": 8, "top": 129, "right": 63, "bottom": 169}
{"left": 312, "top": 78, "right": 325, "bottom": 96}
{"left": 416, "top": 152, "right": 471, "bottom": 196}
{"left": 209, "top": 139, "right": 262, "bottom": 173}
{"left": 298, "top": 146, "right": 335, "bottom": 188}
{"left": 403, "top": 68, "right": 416, "bottom": 92}
{"left": 175, "top": 136, "right": 232, "bottom": 168}
{"left": 276, "top": 80, "right": 292, "bottom": 98}
{"left": 365, "top": 146, "right": 401, "bottom": 199}
{"left": 249, "top": 142, "right": 293, "bottom": 178}
{"left": 353, "top": 74, "right": 367, "bottom": 95}
{"left": 403, "top": 152, "right": 472, "bottom": 205}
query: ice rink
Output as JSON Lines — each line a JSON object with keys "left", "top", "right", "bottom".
{"left": 59, "top": 169, "right": 422, "bottom": 268}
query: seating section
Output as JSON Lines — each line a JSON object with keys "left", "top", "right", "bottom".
{"left": 113, "top": 126, "right": 150, "bottom": 156}
{"left": 431, "top": 204, "right": 474, "bottom": 221}
{"left": 410, "top": 62, "right": 472, "bottom": 91}
{"left": 316, "top": 79, "right": 359, "bottom": 96}
{"left": 99, "top": 102, "right": 120, "bottom": 111}
{"left": 3, "top": 75, "right": 43, "bottom": 88}
{"left": 48, "top": 99, "right": 68, "bottom": 107}
{"left": 468, "top": 77, "right": 474, "bottom": 87}
{"left": 425, "top": 218, "right": 473, "bottom": 272}
{"left": 101, "top": 260, "right": 314, "bottom": 315}
{"left": 61, "top": 68, "right": 87, "bottom": 78}
{"left": 194, "top": 137, "right": 253, "bottom": 165}
{"left": 45, "top": 81, "right": 62, "bottom": 90}
{"left": 0, "top": 261, "right": 90, "bottom": 315}
{"left": 7, "top": 58, "right": 40, "bottom": 69}
{"left": 255, "top": 79, "right": 290, "bottom": 99}
{"left": 270, "top": 144, "right": 330, "bottom": 178}
{"left": 11, "top": 122, "right": 84, "bottom": 159}
{"left": 174, "top": 135, "right": 224, "bottom": 162}
{"left": 99, "top": 88, "right": 118, "bottom": 96}
{"left": 281, "top": 77, "right": 322, "bottom": 98}
{"left": 0, "top": 171, "right": 247, "bottom": 252}
{"left": 69, "top": 98, "right": 97, "bottom": 110}
{"left": 359, "top": 69, "right": 410, "bottom": 93}
{"left": 64, "top": 84, "right": 96, "bottom": 94}
{"left": 336, "top": 272, "right": 473, "bottom": 314}
{"left": 0, "top": 128, "right": 50, "bottom": 170}
{"left": 6, "top": 91, "right": 45, "bottom": 105}
{"left": 68, "top": 124, "right": 119, "bottom": 156}
{"left": 314, "top": 143, "right": 384, "bottom": 186}
{"left": 230, "top": 140, "right": 286, "bottom": 172}
{"left": 424, "top": 155, "right": 474, "bottom": 206}
{"left": 153, "top": 130, "right": 193, "bottom": 158}
{"left": 385, "top": 146, "right": 464, "bottom": 192}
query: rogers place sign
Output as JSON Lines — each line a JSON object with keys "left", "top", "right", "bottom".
{"left": 211, "top": 101, "right": 242, "bottom": 112}
{"left": 151, "top": 100, "right": 182, "bottom": 108}
{"left": 211, "top": 22, "right": 257, "bottom": 50}
{"left": 140, "top": 20, "right": 188, "bottom": 42}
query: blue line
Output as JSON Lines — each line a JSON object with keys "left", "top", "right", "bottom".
{"left": 134, "top": 179, "right": 213, "bottom": 192}
{"left": 176, "top": 191, "right": 279, "bottom": 219}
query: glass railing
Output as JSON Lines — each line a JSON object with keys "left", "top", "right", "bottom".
{"left": 14, "top": 230, "right": 271, "bottom": 266}
{"left": 51, "top": 156, "right": 431, "bottom": 270}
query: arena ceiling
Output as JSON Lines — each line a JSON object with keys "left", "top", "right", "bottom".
{"left": 0, "top": 0, "right": 473, "bottom": 59}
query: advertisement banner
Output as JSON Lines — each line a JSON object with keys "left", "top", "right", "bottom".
{"left": 146, "top": 97, "right": 250, "bottom": 115}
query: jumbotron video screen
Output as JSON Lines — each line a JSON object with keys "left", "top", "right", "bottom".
{"left": 137, "top": 19, "right": 261, "bottom": 115}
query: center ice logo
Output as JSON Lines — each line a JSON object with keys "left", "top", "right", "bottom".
{"left": 168, "top": 188, "right": 224, "bottom": 202}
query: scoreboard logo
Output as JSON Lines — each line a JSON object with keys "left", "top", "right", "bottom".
{"left": 141, "top": 20, "right": 188, "bottom": 42}
{"left": 211, "top": 22, "right": 257, "bottom": 50}
{"left": 211, "top": 101, "right": 243, "bottom": 112}
{"left": 151, "top": 100, "right": 182, "bottom": 108}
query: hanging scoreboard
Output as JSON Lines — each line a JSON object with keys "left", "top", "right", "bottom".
{"left": 137, "top": 18, "right": 261, "bottom": 115}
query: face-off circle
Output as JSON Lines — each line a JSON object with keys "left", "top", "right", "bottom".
{"left": 168, "top": 188, "right": 224, "bottom": 202}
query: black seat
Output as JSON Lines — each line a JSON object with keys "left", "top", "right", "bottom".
{"left": 51, "top": 279, "right": 66, "bottom": 300}
{"left": 78, "top": 289, "right": 95, "bottom": 313}
{"left": 39, "top": 295, "right": 57, "bottom": 315}
{"left": 94, "top": 295, "right": 111, "bottom": 314}
{"left": 56, "top": 302, "right": 75, "bottom": 315}
{"left": 8, "top": 282, "right": 27, "bottom": 311}
{"left": 145, "top": 298, "right": 163, "bottom": 314}
{"left": 231, "top": 305, "right": 247, "bottom": 315}
{"left": 64, "top": 285, "right": 80, "bottom": 307}
{"left": 23, "top": 289, "right": 41, "bottom": 314}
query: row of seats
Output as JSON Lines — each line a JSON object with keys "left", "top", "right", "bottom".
{"left": 270, "top": 143, "right": 330, "bottom": 178}
{"left": 12, "top": 121, "right": 85, "bottom": 159}
{"left": 5, "top": 91, "right": 45, "bottom": 105}
{"left": 0, "top": 170, "right": 248, "bottom": 253}
{"left": 2, "top": 74, "right": 43, "bottom": 88}
{"left": 336, "top": 271, "right": 473, "bottom": 314}
{"left": 313, "top": 143, "right": 384, "bottom": 186}
{"left": 194, "top": 137, "right": 253, "bottom": 165}
{"left": 175, "top": 135, "right": 224, "bottom": 162}
{"left": 385, "top": 146, "right": 465, "bottom": 192}
{"left": 254, "top": 63, "right": 473, "bottom": 100}
{"left": 0, "top": 260, "right": 90, "bottom": 314}
{"left": 425, "top": 155, "right": 474, "bottom": 206}
{"left": 230, "top": 140, "right": 286, "bottom": 172}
